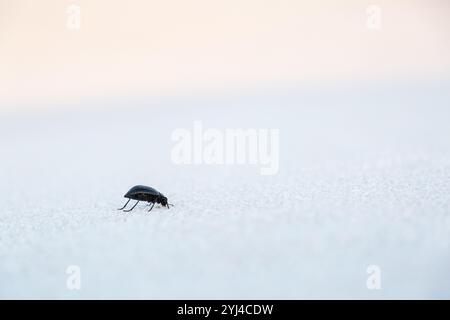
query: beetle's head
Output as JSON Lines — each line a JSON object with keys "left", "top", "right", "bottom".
{"left": 159, "top": 195, "right": 168, "bottom": 206}
{"left": 158, "top": 195, "right": 174, "bottom": 208}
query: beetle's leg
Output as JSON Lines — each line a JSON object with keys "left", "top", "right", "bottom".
{"left": 148, "top": 202, "right": 155, "bottom": 212}
{"left": 117, "top": 198, "right": 131, "bottom": 210}
{"left": 124, "top": 201, "right": 139, "bottom": 212}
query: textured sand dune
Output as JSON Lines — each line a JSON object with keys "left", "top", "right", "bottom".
{"left": 1, "top": 84, "right": 450, "bottom": 299}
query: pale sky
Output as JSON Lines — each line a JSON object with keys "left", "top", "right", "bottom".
{"left": 1, "top": 0, "right": 449, "bottom": 113}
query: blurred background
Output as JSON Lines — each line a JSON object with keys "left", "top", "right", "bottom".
{"left": 1, "top": 0, "right": 449, "bottom": 114}
{"left": 1, "top": 0, "right": 450, "bottom": 299}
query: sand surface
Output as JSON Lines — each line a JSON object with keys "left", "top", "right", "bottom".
{"left": 1, "top": 83, "right": 449, "bottom": 298}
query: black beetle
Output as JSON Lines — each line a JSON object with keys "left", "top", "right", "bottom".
{"left": 118, "top": 185, "right": 173, "bottom": 212}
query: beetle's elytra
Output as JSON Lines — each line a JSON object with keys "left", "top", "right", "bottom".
{"left": 118, "top": 185, "right": 173, "bottom": 212}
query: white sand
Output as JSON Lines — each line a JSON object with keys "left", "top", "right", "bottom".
{"left": 1, "top": 83, "right": 449, "bottom": 299}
